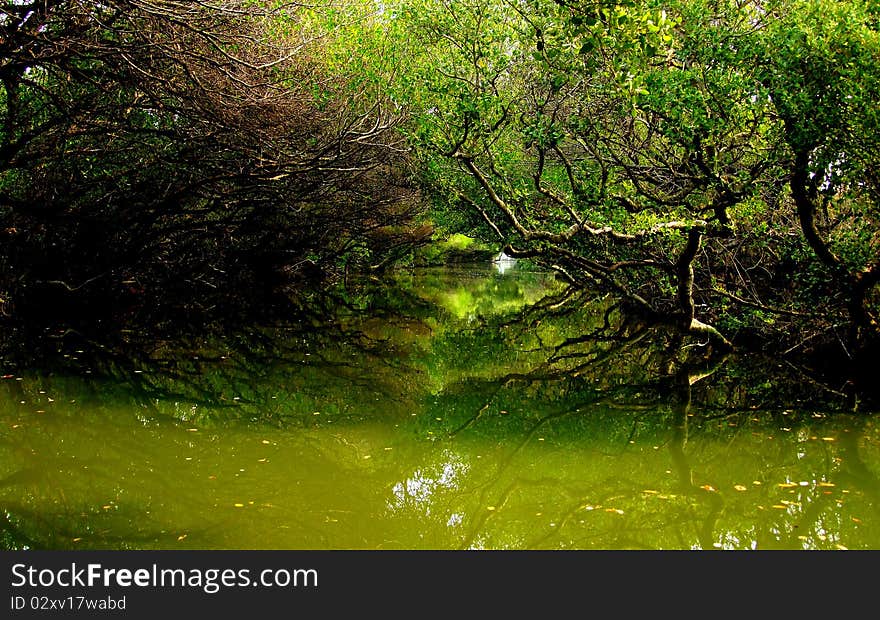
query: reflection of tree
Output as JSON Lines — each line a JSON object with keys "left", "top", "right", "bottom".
{"left": 667, "top": 355, "right": 727, "bottom": 550}
{"left": 837, "top": 418, "right": 880, "bottom": 508}
{"left": 1, "top": 267, "right": 876, "bottom": 549}
{"left": 404, "top": 298, "right": 870, "bottom": 549}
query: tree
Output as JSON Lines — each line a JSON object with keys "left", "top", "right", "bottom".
{"left": 397, "top": 0, "right": 880, "bottom": 371}
{"left": 0, "top": 1, "right": 421, "bottom": 324}
{"left": 399, "top": 0, "right": 780, "bottom": 348}
{"left": 759, "top": 0, "right": 880, "bottom": 349}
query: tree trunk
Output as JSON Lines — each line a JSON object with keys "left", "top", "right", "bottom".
{"left": 675, "top": 227, "right": 733, "bottom": 349}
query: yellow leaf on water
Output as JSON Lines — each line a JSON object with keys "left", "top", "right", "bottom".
{"left": 818, "top": 482, "right": 836, "bottom": 487}
{"left": 852, "top": 517, "right": 862, "bottom": 524}
{"left": 836, "top": 544, "right": 848, "bottom": 550}
{"left": 234, "top": 503, "right": 244, "bottom": 508}
{"left": 821, "top": 437, "right": 836, "bottom": 442}
{"left": 777, "top": 483, "right": 798, "bottom": 488}
{"left": 642, "top": 489, "right": 659, "bottom": 495}
{"left": 699, "top": 485, "right": 716, "bottom": 492}
{"left": 734, "top": 485, "right": 748, "bottom": 492}
{"left": 177, "top": 534, "right": 187, "bottom": 541}
{"left": 261, "top": 440, "right": 271, "bottom": 444}
{"left": 772, "top": 504, "right": 787, "bottom": 510}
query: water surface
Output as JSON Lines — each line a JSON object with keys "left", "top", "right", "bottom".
{"left": 1, "top": 265, "right": 878, "bottom": 549}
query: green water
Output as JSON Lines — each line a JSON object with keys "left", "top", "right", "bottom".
{"left": 1, "top": 265, "right": 878, "bottom": 550}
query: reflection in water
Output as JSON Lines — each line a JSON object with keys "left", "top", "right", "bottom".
{"left": 492, "top": 252, "right": 518, "bottom": 275}
{"left": 388, "top": 450, "right": 469, "bottom": 524}
{"left": 0, "top": 265, "right": 878, "bottom": 549}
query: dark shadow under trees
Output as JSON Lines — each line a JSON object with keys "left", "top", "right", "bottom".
{"left": 0, "top": 1, "right": 427, "bottom": 329}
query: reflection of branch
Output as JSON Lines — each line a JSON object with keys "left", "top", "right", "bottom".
{"left": 837, "top": 418, "right": 880, "bottom": 508}
{"left": 447, "top": 402, "right": 492, "bottom": 438}
{"left": 667, "top": 353, "right": 729, "bottom": 548}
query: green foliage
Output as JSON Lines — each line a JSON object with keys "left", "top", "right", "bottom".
{"left": 355, "top": 0, "right": 880, "bottom": 356}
